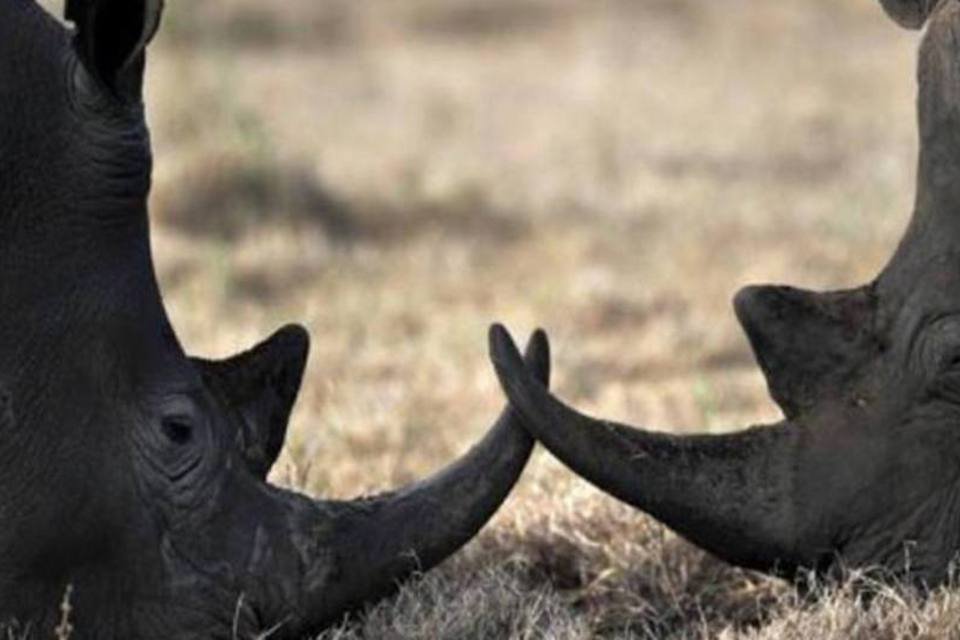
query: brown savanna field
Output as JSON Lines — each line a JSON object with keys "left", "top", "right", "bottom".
{"left": 36, "top": 0, "right": 960, "bottom": 637}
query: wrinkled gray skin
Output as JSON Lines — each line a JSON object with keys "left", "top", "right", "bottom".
{"left": 0, "top": 1, "right": 551, "bottom": 637}
{"left": 491, "top": 0, "right": 960, "bottom": 588}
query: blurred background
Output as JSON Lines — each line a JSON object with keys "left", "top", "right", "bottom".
{"left": 144, "top": 0, "right": 920, "bottom": 491}
{"left": 43, "top": 0, "right": 933, "bottom": 637}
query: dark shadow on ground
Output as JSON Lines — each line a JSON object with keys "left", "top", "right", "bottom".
{"left": 161, "top": 1, "right": 356, "bottom": 50}
{"left": 153, "top": 156, "right": 530, "bottom": 304}
{"left": 158, "top": 0, "right": 707, "bottom": 51}
{"left": 160, "top": 0, "right": 568, "bottom": 50}
{"left": 465, "top": 513, "right": 789, "bottom": 638}
{"left": 407, "top": 1, "right": 570, "bottom": 41}
{"left": 154, "top": 158, "right": 528, "bottom": 247}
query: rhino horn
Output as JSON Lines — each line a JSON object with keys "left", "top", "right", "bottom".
{"left": 304, "top": 330, "right": 550, "bottom": 626}
{"left": 489, "top": 325, "right": 805, "bottom": 574}
{"left": 733, "top": 285, "right": 879, "bottom": 418}
{"left": 193, "top": 325, "right": 311, "bottom": 480}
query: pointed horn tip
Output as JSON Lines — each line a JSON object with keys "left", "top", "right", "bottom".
{"left": 274, "top": 323, "right": 311, "bottom": 352}
{"left": 732, "top": 285, "right": 762, "bottom": 322}
{"left": 488, "top": 322, "right": 509, "bottom": 346}
{"left": 488, "top": 323, "right": 527, "bottom": 374}
{"left": 522, "top": 328, "right": 551, "bottom": 385}
{"left": 487, "top": 323, "right": 551, "bottom": 429}
{"left": 530, "top": 327, "right": 549, "bottom": 350}
{"left": 733, "top": 284, "right": 780, "bottom": 341}
{"left": 733, "top": 284, "right": 824, "bottom": 336}
{"left": 732, "top": 283, "right": 798, "bottom": 319}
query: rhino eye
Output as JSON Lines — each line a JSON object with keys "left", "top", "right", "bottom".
{"left": 161, "top": 417, "right": 193, "bottom": 445}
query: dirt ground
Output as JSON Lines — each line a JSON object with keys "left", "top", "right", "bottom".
{"left": 39, "top": 0, "right": 960, "bottom": 637}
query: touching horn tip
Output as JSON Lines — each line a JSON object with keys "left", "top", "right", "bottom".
{"left": 531, "top": 327, "right": 549, "bottom": 345}
{"left": 489, "top": 323, "right": 520, "bottom": 363}
{"left": 488, "top": 323, "right": 532, "bottom": 393}
{"left": 488, "top": 322, "right": 509, "bottom": 344}
{"left": 523, "top": 328, "right": 551, "bottom": 385}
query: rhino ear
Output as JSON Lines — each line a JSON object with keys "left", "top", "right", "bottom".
{"left": 733, "top": 285, "right": 879, "bottom": 418}
{"left": 65, "top": 0, "right": 164, "bottom": 100}
{"left": 193, "top": 325, "right": 310, "bottom": 479}
{"left": 878, "top": 0, "right": 937, "bottom": 29}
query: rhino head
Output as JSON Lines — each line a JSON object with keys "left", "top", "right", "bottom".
{"left": 0, "top": 1, "right": 551, "bottom": 636}
{"left": 490, "top": 0, "right": 960, "bottom": 587}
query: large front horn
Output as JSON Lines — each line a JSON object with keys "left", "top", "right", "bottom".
{"left": 488, "top": 325, "right": 815, "bottom": 576}
{"left": 304, "top": 329, "right": 550, "bottom": 626}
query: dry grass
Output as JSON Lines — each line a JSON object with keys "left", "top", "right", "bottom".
{"left": 34, "top": 0, "right": 954, "bottom": 637}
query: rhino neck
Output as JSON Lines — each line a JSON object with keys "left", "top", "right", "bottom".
{"left": 1, "top": 206, "right": 154, "bottom": 306}
{"left": 0, "top": 55, "right": 154, "bottom": 276}
{"left": 873, "top": 2, "right": 960, "bottom": 308}
{"left": 0, "top": 213, "right": 177, "bottom": 419}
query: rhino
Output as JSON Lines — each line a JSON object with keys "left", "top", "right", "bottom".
{"left": 0, "top": 0, "right": 552, "bottom": 637}
{"left": 489, "top": 0, "right": 960, "bottom": 588}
